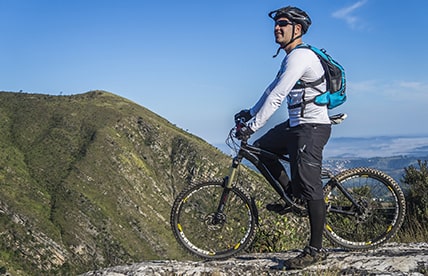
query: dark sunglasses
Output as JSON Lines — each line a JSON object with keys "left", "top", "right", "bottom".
{"left": 275, "top": 20, "right": 294, "bottom": 27}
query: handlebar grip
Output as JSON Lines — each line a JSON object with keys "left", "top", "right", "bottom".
{"left": 235, "top": 118, "right": 247, "bottom": 131}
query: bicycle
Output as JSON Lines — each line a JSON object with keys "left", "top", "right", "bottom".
{"left": 170, "top": 113, "right": 406, "bottom": 260}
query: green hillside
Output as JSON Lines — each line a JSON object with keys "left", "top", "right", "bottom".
{"left": 0, "top": 91, "right": 272, "bottom": 275}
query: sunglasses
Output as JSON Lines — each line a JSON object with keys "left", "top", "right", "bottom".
{"left": 275, "top": 20, "right": 294, "bottom": 27}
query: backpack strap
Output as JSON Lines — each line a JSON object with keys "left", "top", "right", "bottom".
{"left": 293, "top": 75, "right": 325, "bottom": 90}
{"left": 288, "top": 75, "right": 326, "bottom": 116}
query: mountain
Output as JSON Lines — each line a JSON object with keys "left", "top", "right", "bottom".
{"left": 0, "top": 91, "right": 267, "bottom": 275}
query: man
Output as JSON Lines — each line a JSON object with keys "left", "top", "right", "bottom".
{"left": 234, "top": 6, "right": 331, "bottom": 269}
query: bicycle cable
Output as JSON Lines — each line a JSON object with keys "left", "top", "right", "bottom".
{"left": 225, "top": 127, "right": 241, "bottom": 155}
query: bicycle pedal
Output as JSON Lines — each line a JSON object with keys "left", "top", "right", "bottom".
{"left": 266, "top": 203, "right": 291, "bottom": 215}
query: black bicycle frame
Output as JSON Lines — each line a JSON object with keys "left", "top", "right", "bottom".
{"left": 215, "top": 140, "right": 290, "bottom": 220}
{"left": 218, "top": 140, "right": 363, "bottom": 218}
{"left": 225, "top": 141, "right": 300, "bottom": 210}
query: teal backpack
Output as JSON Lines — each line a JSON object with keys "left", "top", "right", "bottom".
{"left": 290, "top": 44, "right": 346, "bottom": 112}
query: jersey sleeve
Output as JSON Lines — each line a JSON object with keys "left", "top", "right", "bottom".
{"left": 248, "top": 49, "right": 311, "bottom": 132}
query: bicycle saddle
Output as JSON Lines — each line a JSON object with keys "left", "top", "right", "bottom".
{"left": 329, "top": 113, "right": 347, "bottom": 125}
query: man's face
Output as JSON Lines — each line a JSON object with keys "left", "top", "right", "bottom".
{"left": 274, "top": 17, "right": 295, "bottom": 47}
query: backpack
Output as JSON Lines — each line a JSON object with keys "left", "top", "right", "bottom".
{"left": 290, "top": 44, "right": 346, "bottom": 112}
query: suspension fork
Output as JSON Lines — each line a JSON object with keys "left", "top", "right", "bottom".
{"left": 215, "top": 156, "right": 241, "bottom": 215}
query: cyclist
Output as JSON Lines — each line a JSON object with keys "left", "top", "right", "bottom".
{"left": 234, "top": 6, "right": 331, "bottom": 269}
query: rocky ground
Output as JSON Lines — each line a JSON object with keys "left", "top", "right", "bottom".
{"left": 82, "top": 243, "right": 428, "bottom": 276}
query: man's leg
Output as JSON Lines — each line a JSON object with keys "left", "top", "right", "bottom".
{"left": 285, "top": 124, "right": 331, "bottom": 269}
{"left": 307, "top": 199, "right": 326, "bottom": 249}
{"left": 253, "top": 121, "right": 291, "bottom": 188}
{"left": 253, "top": 121, "right": 293, "bottom": 213}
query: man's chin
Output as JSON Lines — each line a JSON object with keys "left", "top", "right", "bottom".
{"left": 275, "top": 37, "right": 285, "bottom": 45}
{"left": 275, "top": 40, "right": 285, "bottom": 47}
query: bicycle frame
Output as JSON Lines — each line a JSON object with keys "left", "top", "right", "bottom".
{"left": 221, "top": 139, "right": 366, "bottom": 219}
{"left": 222, "top": 140, "right": 306, "bottom": 214}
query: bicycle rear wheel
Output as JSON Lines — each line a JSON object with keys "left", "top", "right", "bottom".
{"left": 323, "top": 167, "right": 406, "bottom": 250}
{"left": 170, "top": 180, "right": 257, "bottom": 259}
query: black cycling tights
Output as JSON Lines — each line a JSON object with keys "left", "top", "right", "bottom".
{"left": 308, "top": 199, "right": 326, "bottom": 249}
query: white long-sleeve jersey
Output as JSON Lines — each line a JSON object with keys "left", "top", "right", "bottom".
{"left": 248, "top": 46, "right": 330, "bottom": 132}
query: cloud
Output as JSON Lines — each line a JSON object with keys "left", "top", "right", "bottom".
{"left": 332, "top": 0, "right": 368, "bottom": 29}
{"left": 379, "top": 81, "right": 428, "bottom": 100}
{"left": 398, "top": 81, "right": 428, "bottom": 91}
{"left": 350, "top": 79, "right": 428, "bottom": 92}
{"left": 347, "top": 79, "right": 428, "bottom": 107}
{"left": 348, "top": 80, "right": 378, "bottom": 91}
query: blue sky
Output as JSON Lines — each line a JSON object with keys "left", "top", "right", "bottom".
{"left": 1, "top": 0, "right": 428, "bottom": 146}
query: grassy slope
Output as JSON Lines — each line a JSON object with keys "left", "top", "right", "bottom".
{"left": 0, "top": 91, "right": 253, "bottom": 274}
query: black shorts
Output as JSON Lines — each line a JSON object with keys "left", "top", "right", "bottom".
{"left": 254, "top": 121, "right": 331, "bottom": 200}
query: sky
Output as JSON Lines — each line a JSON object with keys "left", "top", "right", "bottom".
{"left": 1, "top": 0, "right": 428, "bottom": 147}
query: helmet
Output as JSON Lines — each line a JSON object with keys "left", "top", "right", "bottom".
{"left": 268, "top": 6, "right": 312, "bottom": 34}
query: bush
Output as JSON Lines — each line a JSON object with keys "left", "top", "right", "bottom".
{"left": 400, "top": 160, "right": 428, "bottom": 240}
{"left": 247, "top": 200, "right": 308, "bottom": 253}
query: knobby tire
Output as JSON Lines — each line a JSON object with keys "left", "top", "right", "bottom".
{"left": 323, "top": 167, "right": 406, "bottom": 250}
{"left": 170, "top": 180, "right": 257, "bottom": 260}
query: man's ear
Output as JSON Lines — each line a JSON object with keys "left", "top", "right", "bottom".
{"left": 294, "top": 24, "right": 303, "bottom": 36}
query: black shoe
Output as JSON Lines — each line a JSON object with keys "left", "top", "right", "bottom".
{"left": 266, "top": 202, "right": 291, "bottom": 215}
{"left": 284, "top": 246, "right": 328, "bottom": 270}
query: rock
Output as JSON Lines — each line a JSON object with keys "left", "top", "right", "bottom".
{"left": 81, "top": 243, "right": 428, "bottom": 275}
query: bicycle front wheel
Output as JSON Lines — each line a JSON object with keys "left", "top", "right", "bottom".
{"left": 170, "top": 180, "right": 257, "bottom": 259}
{"left": 323, "top": 167, "right": 406, "bottom": 250}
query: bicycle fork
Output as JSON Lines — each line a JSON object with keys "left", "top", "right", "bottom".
{"left": 213, "top": 156, "right": 259, "bottom": 225}
{"left": 216, "top": 156, "right": 240, "bottom": 215}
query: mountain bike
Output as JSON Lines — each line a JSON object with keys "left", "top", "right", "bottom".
{"left": 170, "top": 113, "right": 406, "bottom": 260}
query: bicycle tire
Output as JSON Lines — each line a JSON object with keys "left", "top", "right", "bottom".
{"left": 323, "top": 167, "right": 406, "bottom": 250}
{"left": 170, "top": 180, "right": 257, "bottom": 259}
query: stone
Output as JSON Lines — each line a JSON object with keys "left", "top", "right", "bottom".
{"left": 81, "top": 243, "right": 428, "bottom": 275}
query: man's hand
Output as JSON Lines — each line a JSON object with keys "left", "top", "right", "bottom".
{"left": 235, "top": 125, "right": 254, "bottom": 140}
{"left": 234, "top": 109, "right": 252, "bottom": 123}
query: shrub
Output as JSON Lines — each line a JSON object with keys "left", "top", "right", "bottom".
{"left": 400, "top": 160, "right": 428, "bottom": 241}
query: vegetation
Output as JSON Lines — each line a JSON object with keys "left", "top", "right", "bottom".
{"left": 397, "top": 160, "right": 428, "bottom": 242}
{"left": 249, "top": 200, "right": 310, "bottom": 253}
{"left": 0, "top": 91, "right": 265, "bottom": 275}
